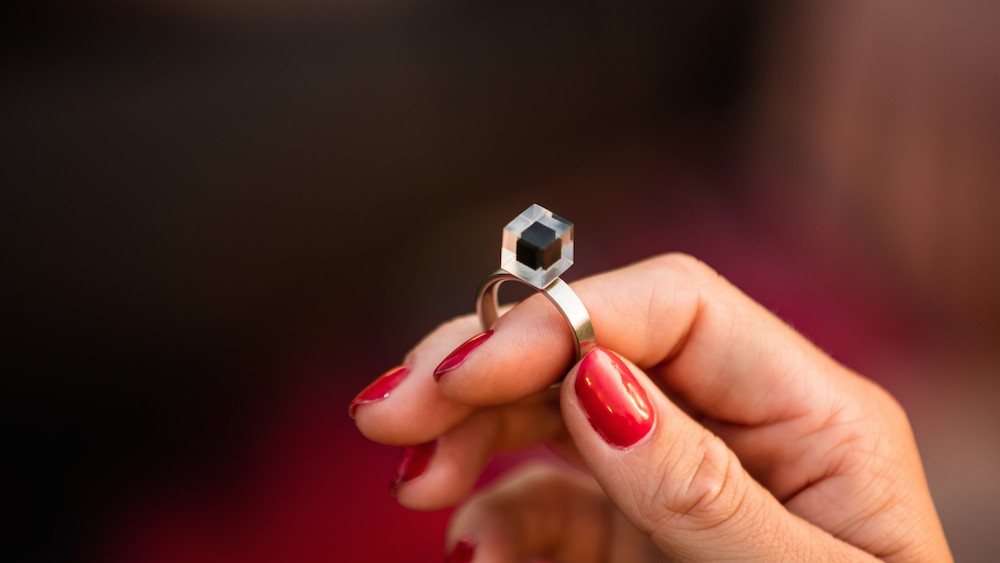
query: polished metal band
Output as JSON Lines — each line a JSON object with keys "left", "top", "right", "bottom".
{"left": 476, "top": 268, "right": 596, "bottom": 360}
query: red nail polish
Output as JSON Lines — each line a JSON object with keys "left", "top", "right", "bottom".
{"left": 391, "top": 440, "right": 436, "bottom": 493}
{"left": 574, "top": 347, "right": 654, "bottom": 448}
{"left": 445, "top": 536, "right": 476, "bottom": 563}
{"left": 349, "top": 364, "right": 410, "bottom": 419}
{"left": 433, "top": 330, "right": 493, "bottom": 380}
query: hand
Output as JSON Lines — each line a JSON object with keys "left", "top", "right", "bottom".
{"left": 351, "top": 254, "right": 951, "bottom": 561}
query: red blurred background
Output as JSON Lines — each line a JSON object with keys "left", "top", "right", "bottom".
{"left": 3, "top": 1, "right": 998, "bottom": 561}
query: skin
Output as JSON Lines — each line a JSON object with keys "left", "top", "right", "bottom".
{"left": 353, "top": 253, "right": 952, "bottom": 561}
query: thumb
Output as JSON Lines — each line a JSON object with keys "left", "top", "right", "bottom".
{"left": 561, "top": 346, "right": 873, "bottom": 561}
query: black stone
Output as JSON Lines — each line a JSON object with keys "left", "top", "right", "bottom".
{"left": 516, "top": 221, "right": 561, "bottom": 270}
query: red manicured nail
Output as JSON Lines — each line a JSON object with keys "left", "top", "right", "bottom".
{"left": 445, "top": 536, "right": 476, "bottom": 563}
{"left": 433, "top": 330, "right": 493, "bottom": 380}
{"left": 391, "top": 440, "right": 436, "bottom": 493}
{"left": 574, "top": 347, "right": 654, "bottom": 448}
{"left": 348, "top": 364, "right": 410, "bottom": 419}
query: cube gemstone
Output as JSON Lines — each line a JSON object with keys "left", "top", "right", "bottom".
{"left": 501, "top": 204, "right": 574, "bottom": 288}
{"left": 516, "top": 222, "right": 560, "bottom": 271}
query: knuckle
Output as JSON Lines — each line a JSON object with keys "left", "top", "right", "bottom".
{"left": 639, "top": 431, "right": 750, "bottom": 538}
{"left": 634, "top": 253, "right": 721, "bottom": 364}
{"left": 649, "top": 252, "right": 719, "bottom": 282}
{"left": 855, "top": 377, "right": 915, "bottom": 438}
{"left": 670, "top": 433, "right": 747, "bottom": 530}
{"left": 873, "top": 384, "right": 911, "bottom": 427}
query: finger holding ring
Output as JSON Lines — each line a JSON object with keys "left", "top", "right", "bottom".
{"left": 475, "top": 204, "right": 596, "bottom": 361}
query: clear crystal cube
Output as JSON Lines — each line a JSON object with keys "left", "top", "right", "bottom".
{"left": 501, "top": 204, "right": 574, "bottom": 288}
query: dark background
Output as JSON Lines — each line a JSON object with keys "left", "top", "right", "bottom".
{"left": 4, "top": 1, "right": 999, "bottom": 561}
{"left": 4, "top": 2, "right": 762, "bottom": 560}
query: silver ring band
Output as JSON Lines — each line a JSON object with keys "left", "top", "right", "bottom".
{"left": 476, "top": 268, "right": 596, "bottom": 361}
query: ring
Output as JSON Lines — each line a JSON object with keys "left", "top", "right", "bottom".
{"left": 476, "top": 204, "right": 596, "bottom": 360}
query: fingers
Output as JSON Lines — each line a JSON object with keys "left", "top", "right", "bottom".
{"left": 445, "top": 463, "right": 657, "bottom": 563}
{"left": 436, "top": 253, "right": 852, "bottom": 426}
{"left": 352, "top": 312, "right": 572, "bottom": 510}
{"left": 560, "top": 347, "right": 877, "bottom": 560}
{"left": 358, "top": 251, "right": 852, "bottom": 471}
{"left": 351, "top": 314, "right": 480, "bottom": 445}
{"left": 393, "top": 388, "right": 566, "bottom": 511}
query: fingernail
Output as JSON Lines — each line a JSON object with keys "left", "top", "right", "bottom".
{"left": 390, "top": 440, "right": 437, "bottom": 493}
{"left": 433, "top": 330, "right": 493, "bottom": 381}
{"left": 348, "top": 364, "right": 410, "bottom": 419}
{"left": 574, "top": 347, "right": 655, "bottom": 448}
{"left": 445, "top": 535, "right": 476, "bottom": 563}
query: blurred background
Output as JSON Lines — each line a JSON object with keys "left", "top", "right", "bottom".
{"left": 3, "top": 0, "right": 998, "bottom": 561}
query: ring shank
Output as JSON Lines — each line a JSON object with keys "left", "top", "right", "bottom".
{"left": 476, "top": 269, "right": 596, "bottom": 360}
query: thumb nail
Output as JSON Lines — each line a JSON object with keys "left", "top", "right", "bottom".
{"left": 574, "top": 346, "right": 654, "bottom": 448}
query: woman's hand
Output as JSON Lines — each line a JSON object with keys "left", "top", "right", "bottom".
{"left": 351, "top": 254, "right": 951, "bottom": 561}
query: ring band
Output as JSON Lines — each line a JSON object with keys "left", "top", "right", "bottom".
{"left": 477, "top": 270, "right": 596, "bottom": 360}
{"left": 475, "top": 204, "right": 596, "bottom": 361}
